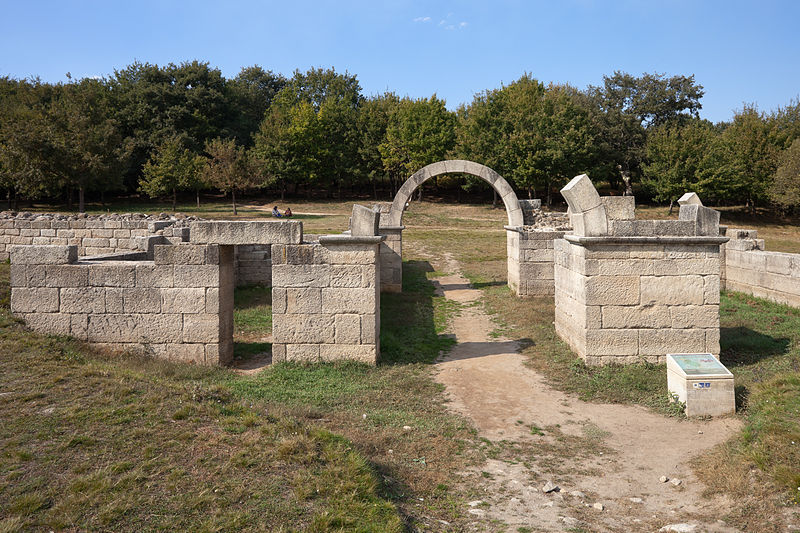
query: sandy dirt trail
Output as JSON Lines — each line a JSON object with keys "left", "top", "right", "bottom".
{"left": 432, "top": 254, "right": 742, "bottom": 532}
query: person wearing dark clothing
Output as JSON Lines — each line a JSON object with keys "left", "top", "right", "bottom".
{"left": 272, "top": 206, "right": 282, "bottom": 218}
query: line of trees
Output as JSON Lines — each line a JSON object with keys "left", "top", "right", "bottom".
{"left": 1, "top": 61, "right": 799, "bottom": 212}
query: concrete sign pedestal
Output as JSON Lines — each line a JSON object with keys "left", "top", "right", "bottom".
{"left": 667, "top": 353, "right": 735, "bottom": 417}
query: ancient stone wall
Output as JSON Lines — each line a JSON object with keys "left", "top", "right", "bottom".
{"left": 723, "top": 229, "right": 800, "bottom": 307}
{"left": 9, "top": 243, "right": 234, "bottom": 365}
{"left": 554, "top": 176, "right": 727, "bottom": 365}
{"left": 271, "top": 235, "right": 382, "bottom": 364}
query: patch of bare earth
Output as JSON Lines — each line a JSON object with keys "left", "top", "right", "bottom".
{"left": 433, "top": 254, "right": 743, "bottom": 532}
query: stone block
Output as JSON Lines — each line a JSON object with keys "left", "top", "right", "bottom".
{"left": 273, "top": 314, "right": 334, "bottom": 344}
{"left": 350, "top": 204, "right": 380, "bottom": 236}
{"left": 190, "top": 221, "right": 302, "bottom": 245}
{"left": 135, "top": 264, "right": 174, "bottom": 288}
{"left": 206, "top": 342, "right": 233, "bottom": 366}
{"left": 153, "top": 244, "right": 208, "bottom": 265}
{"left": 678, "top": 192, "right": 703, "bottom": 206}
{"left": 86, "top": 314, "right": 183, "bottom": 344}
{"left": 584, "top": 329, "right": 639, "bottom": 356}
{"left": 640, "top": 275, "right": 704, "bottom": 305}
{"left": 335, "top": 314, "right": 361, "bottom": 344}
{"left": 765, "top": 253, "right": 794, "bottom": 276}
{"left": 704, "top": 276, "right": 721, "bottom": 304}
{"left": 679, "top": 204, "right": 720, "bottom": 236}
{"left": 601, "top": 196, "right": 635, "bottom": 220}
{"left": 161, "top": 288, "right": 206, "bottom": 314}
{"left": 122, "top": 288, "right": 161, "bottom": 313}
{"left": 271, "top": 288, "right": 287, "bottom": 314}
{"left": 670, "top": 305, "right": 719, "bottom": 329}
{"left": 272, "top": 264, "right": 330, "bottom": 288}
{"left": 60, "top": 287, "right": 106, "bottom": 313}
{"left": 20, "top": 312, "right": 71, "bottom": 336}
{"left": 286, "top": 288, "right": 322, "bottom": 314}
{"left": 602, "top": 305, "right": 672, "bottom": 329}
{"left": 319, "top": 344, "right": 377, "bottom": 364}
{"left": 639, "top": 329, "right": 706, "bottom": 357}
{"left": 652, "top": 258, "right": 719, "bottom": 276}
{"left": 284, "top": 344, "right": 321, "bottom": 363}
{"left": 88, "top": 264, "right": 136, "bottom": 287}
{"left": 321, "top": 288, "right": 376, "bottom": 314}
{"left": 183, "top": 314, "right": 221, "bottom": 343}
{"left": 11, "top": 287, "right": 59, "bottom": 313}
{"left": 45, "top": 265, "right": 88, "bottom": 287}
{"left": 10, "top": 245, "right": 77, "bottom": 265}
{"left": 360, "top": 314, "right": 378, "bottom": 344}
{"left": 652, "top": 220, "right": 696, "bottom": 236}
{"left": 174, "top": 265, "right": 219, "bottom": 288}
{"left": 585, "top": 276, "right": 639, "bottom": 305}
{"left": 361, "top": 264, "right": 378, "bottom": 288}
{"left": 325, "top": 243, "right": 378, "bottom": 265}
{"left": 561, "top": 174, "right": 602, "bottom": 212}
{"left": 70, "top": 314, "right": 89, "bottom": 340}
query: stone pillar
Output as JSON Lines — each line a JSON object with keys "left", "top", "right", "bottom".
{"left": 271, "top": 235, "right": 383, "bottom": 364}
{"left": 378, "top": 226, "right": 403, "bottom": 293}
{"left": 506, "top": 227, "right": 567, "bottom": 296}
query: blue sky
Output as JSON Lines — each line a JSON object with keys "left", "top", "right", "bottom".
{"left": 1, "top": 0, "right": 797, "bottom": 123}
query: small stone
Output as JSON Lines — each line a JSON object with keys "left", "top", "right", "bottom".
{"left": 559, "top": 517, "right": 580, "bottom": 527}
{"left": 467, "top": 508, "right": 485, "bottom": 517}
{"left": 569, "top": 490, "right": 587, "bottom": 498}
{"left": 468, "top": 500, "right": 483, "bottom": 507}
{"left": 593, "top": 502, "right": 604, "bottom": 511}
{"left": 362, "top": 413, "right": 367, "bottom": 419}
{"left": 629, "top": 497, "right": 644, "bottom": 504}
{"left": 387, "top": 449, "right": 393, "bottom": 454}
{"left": 542, "top": 501, "right": 554, "bottom": 507}
{"left": 698, "top": 430, "right": 703, "bottom": 434}
{"left": 659, "top": 475, "right": 669, "bottom": 483}
{"left": 543, "top": 481, "right": 560, "bottom": 493}
{"left": 510, "top": 497, "right": 520, "bottom": 504}
{"left": 670, "top": 478, "right": 682, "bottom": 486}
{"left": 403, "top": 425, "right": 412, "bottom": 431}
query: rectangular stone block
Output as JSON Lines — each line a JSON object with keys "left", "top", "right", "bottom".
{"left": 135, "top": 264, "right": 174, "bottom": 288}
{"left": 161, "top": 288, "right": 206, "bottom": 314}
{"left": 11, "top": 287, "right": 59, "bottom": 313}
{"left": 183, "top": 314, "right": 221, "bottom": 343}
{"left": 88, "top": 264, "right": 136, "bottom": 287}
{"left": 272, "top": 264, "right": 329, "bottom": 288}
{"left": 670, "top": 305, "right": 719, "bottom": 329}
{"left": 325, "top": 244, "right": 378, "bottom": 265}
{"left": 153, "top": 244, "right": 209, "bottom": 265}
{"left": 10, "top": 245, "right": 77, "bottom": 265}
{"left": 585, "top": 276, "right": 639, "bottom": 306}
{"left": 638, "top": 329, "right": 706, "bottom": 357}
{"left": 602, "top": 305, "right": 671, "bottom": 329}
{"left": 329, "top": 265, "right": 363, "bottom": 288}
{"left": 334, "top": 314, "right": 361, "bottom": 344}
{"left": 190, "top": 221, "right": 302, "bottom": 245}
{"left": 601, "top": 196, "right": 635, "bottom": 220}
{"left": 285, "top": 344, "right": 321, "bottom": 363}
{"left": 319, "top": 344, "right": 377, "bottom": 364}
{"left": 704, "top": 276, "right": 721, "bottom": 304}
{"left": 273, "top": 314, "right": 334, "bottom": 344}
{"left": 271, "top": 287, "right": 287, "bottom": 314}
{"left": 641, "top": 275, "right": 704, "bottom": 306}
{"left": 321, "top": 288, "right": 376, "bottom": 314}
{"left": 286, "top": 288, "right": 322, "bottom": 314}
{"left": 20, "top": 312, "right": 71, "bottom": 336}
{"left": 174, "top": 265, "right": 219, "bottom": 288}
{"left": 86, "top": 314, "right": 183, "bottom": 343}
{"left": 60, "top": 287, "right": 106, "bottom": 313}
{"left": 350, "top": 204, "right": 380, "bottom": 236}
{"left": 44, "top": 265, "right": 88, "bottom": 287}
{"left": 360, "top": 314, "right": 377, "bottom": 344}
{"left": 584, "top": 329, "right": 639, "bottom": 356}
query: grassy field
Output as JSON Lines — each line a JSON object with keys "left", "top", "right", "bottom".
{"left": 2, "top": 197, "right": 799, "bottom": 530}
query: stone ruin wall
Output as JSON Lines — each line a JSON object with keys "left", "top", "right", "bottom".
{"left": 0, "top": 212, "right": 271, "bottom": 287}
{"left": 10, "top": 243, "right": 234, "bottom": 365}
{"left": 722, "top": 228, "right": 800, "bottom": 308}
{"left": 554, "top": 180, "right": 727, "bottom": 365}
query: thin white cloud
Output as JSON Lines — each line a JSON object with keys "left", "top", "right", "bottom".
{"left": 459, "top": 21, "right": 468, "bottom": 28}
{"left": 413, "top": 16, "right": 431, "bottom": 22}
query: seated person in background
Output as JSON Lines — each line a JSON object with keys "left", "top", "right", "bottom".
{"left": 284, "top": 207, "right": 292, "bottom": 218}
{"left": 271, "top": 206, "right": 282, "bottom": 218}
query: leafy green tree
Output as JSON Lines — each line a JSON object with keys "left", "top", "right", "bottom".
{"left": 139, "top": 138, "right": 205, "bottom": 210}
{"left": 769, "top": 138, "right": 800, "bottom": 211}
{"left": 225, "top": 66, "right": 286, "bottom": 145}
{"left": 642, "top": 118, "right": 719, "bottom": 211}
{"left": 379, "top": 95, "right": 456, "bottom": 199}
{"left": 202, "top": 138, "right": 257, "bottom": 215}
{"left": 357, "top": 93, "right": 400, "bottom": 197}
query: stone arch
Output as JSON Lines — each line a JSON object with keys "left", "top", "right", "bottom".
{"left": 387, "top": 160, "right": 524, "bottom": 227}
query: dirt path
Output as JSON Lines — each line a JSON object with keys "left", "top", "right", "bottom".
{"left": 432, "top": 254, "right": 742, "bottom": 532}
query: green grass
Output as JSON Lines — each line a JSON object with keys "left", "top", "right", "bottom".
{"left": 233, "top": 284, "right": 272, "bottom": 338}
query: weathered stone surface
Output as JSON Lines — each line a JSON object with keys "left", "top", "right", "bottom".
{"left": 11, "top": 287, "right": 59, "bottom": 313}
{"left": 679, "top": 205, "right": 720, "bottom": 236}
{"left": 190, "top": 220, "right": 302, "bottom": 245}
{"left": 561, "top": 174, "right": 602, "bottom": 212}
{"left": 329, "top": 265, "right": 363, "bottom": 288}
{"left": 135, "top": 264, "right": 174, "bottom": 288}
{"left": 153, "top": 244, "right": 208, "bottom": 265}
{"left": 334, "top": 314, "right": 361, "bottom": 344}
{"left": 602, "top": 305, "right": 671, "bottom": 329}
{"left": 174, "top": 265, "right": 219, "bottom": 287}
{"left": 319, "top": 344, "right": 377, "bottom": 364}
{"left": 60, "top": 287, "right": 106, "bottom": 314}
{"left": 285, "top": 344, "right": 321, "bottom": 362}
{"left": 183, "top": 314, "right": 221, "bottom": 343}
{"left": 601, "top": 196, "right": 635, "bottom": 220}
{"left": 122, "top": 288, "right": 161, "bottom": 313}
{"left": 639, "top": 329, "right": 706, "bottom": 356}
{"left": 273, "top": 314, "right": 334, "bottom": 344}
{"left": 325, "top": 243, "right": 378, "bottom": 265}
{"left": 321, "top": 288, "right": 376, "bottom": 314}
{"left": 640, "top": 275, "right": 704, "bottom": 305}
{"left": 286, "top": 288, "right": 322, "bottom": 314}
{"left": 585, "top": 276, "right": 639, "bottom": 306}
{"left": 678, "top": 192, "right": 703, "bottom": 206}
{"left": 88, "top": 264, "right": 136, "bottom": 287}
{"left": 86, "top": 314, "right": 183, "bottom": 343}
{"left": 350, "top": 204, "right": 380, "bottom": 237}
{"left": 670, "top": 305, "right": 719, "bottom": 329}
{"left": 20, "top": 312, "right": 71, "bottom": 335}
{"left": 161, "top": 288, "right": 206, "bottom": 314}
{"left": 272, "top": 264, "right": 330, "bottom": 288}
{"left": 45, "top": 265, "right": 88, "bottom": 287}
{"left": 10, "top": 244, "right": 77, "bottom": 264}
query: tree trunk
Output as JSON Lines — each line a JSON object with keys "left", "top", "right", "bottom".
{"left": 172, "top": 188, "right": 177, "bottom": 211}
{"left": 372, "top": 180, "right": 377, "bottom": 200}
{"left": 100, "top": 190, "right": 106, "bottom": 209}
{"left": 668, "top": 199, "right": 674, "bottom": 215}
{"left": 196, "top": 190, "right": 201, "bottom": 208}
{"left": 66, "top": 187, "right": 73, "bottom": 210}
{"left": 280, "top": 181, "right": 285, "bottom": 202}
{"left": 417, "top": 185, "right": 423, "bottom": 202}
{"left": 528, "top": 187, "right": 532, "bottom": 199}
{"left": 6, "top": 188, "right": 11, "bottom": 209}
{"left": 232, "top": 189, "right": 238, "bottom": 215}
{"left": 492, "top": 189, "right": 498, "bottom": 209}
{"left": 78, "top": 186, "right": 85, "bottom": 214}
